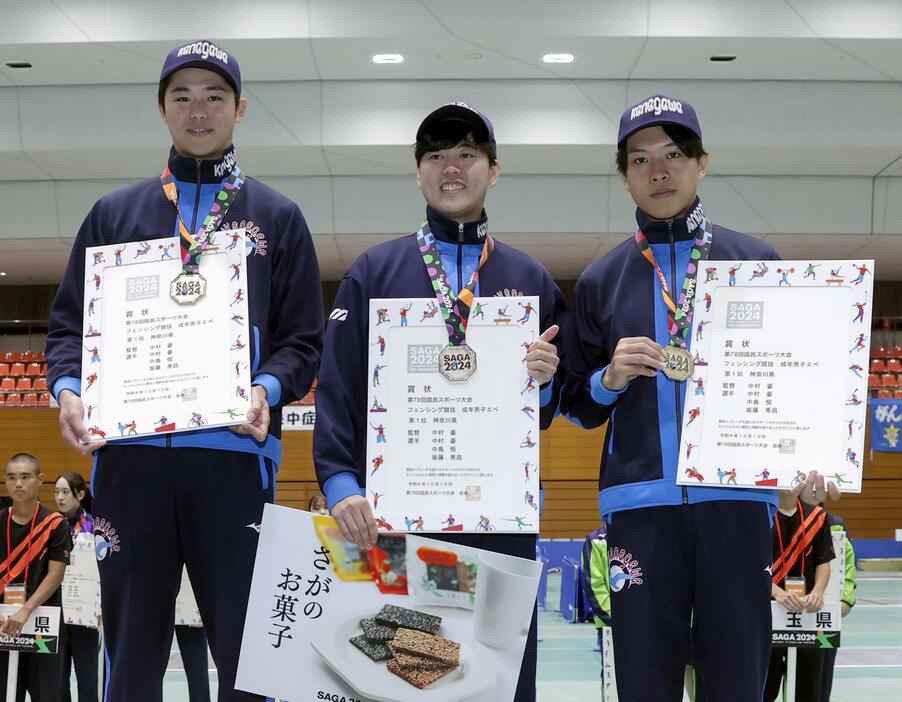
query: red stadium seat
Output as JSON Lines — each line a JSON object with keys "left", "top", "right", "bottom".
{"left": 25, "top": 362, "right": 42, "bottom": 377}
{"left": 882, "top": 374, "right": 898, "bottom": 388}
{"left": 8, "top": 363, "right": 25, "bottom": 377}
{"left": 894, "top": 390, "right": 902, "bottom": 399}
{"left": 874, "top": 346, "right": 890, "bottom": 359}
{"left": 0, "top": 378, "right": 15, "bottom": 393}
{"left": 15, "top": 378, "right": 31, "bottom": 392}
{"left": 894, "top": 346, "right": 902, "bottom": 359}
{"left": 869, "top": 373, "right": 882, "bottom": 389}
{"left": 37, "top": 392, "right": 51, "bottom": 407}
{"left": 19, "top": 351, "right": 34, "bottom": 362}
{"left": 0, "top": 363, "right": 7, "bottom": 377}
{"left": 32, "top": 378, "right": 47, "bottom": 392}
{"left": 4, "top": 393, "right": 21, "bottom": 407}
{"left": 0, "top": 396, "right": 5, "bottom": 407}
{"left": 37, "top": 351, "right": 45, "bottom": 362}
{"left": 871, "top": 359, "right": 887, "bottom": 373}
{"left": 21, "top": 392, "right": 37, "bottom": 407}
{"left": 3, "top": 351, "right": 20, "bottom": 362}
{"left": 888, "top": 359, "right": 902, "bottom": 374}
{"left": 877, "top": 389, "right": 893, "bottom": 399}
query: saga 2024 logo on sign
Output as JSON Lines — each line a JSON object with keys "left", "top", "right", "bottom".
{"left": 407, "top": 344, "right": 442, "bottom": 373}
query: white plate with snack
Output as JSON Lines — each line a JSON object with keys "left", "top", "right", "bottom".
{"left": 310, "top": 607, "right": 497, "bottom": 702}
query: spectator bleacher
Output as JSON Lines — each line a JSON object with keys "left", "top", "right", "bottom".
{"left": 0, "top": 350, "right": 50, "bottom": 406}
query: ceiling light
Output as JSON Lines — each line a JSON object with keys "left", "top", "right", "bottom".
{"left": 465, "top": 52, "right": 482, "bottom": 61}
{"left": 543, "top": 53, "right": 574, "bottom": 64}
{"left": 0, "top": 271, "right": 6, "bottom": 276}
{"left": 372, "top": 54, "right": 404, "bottom": 64}
{"left": 4, "top": 62, "right": 32, "bottom": 69}
{"left": 710, "top": 54, "right": 737, "bottom": 62}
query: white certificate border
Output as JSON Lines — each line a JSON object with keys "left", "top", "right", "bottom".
{"left": 366, "top": 296, "right": 541, "bottom": 533}
{"left": 81, "top": 231, "right": 251, "bottom": 441}
{"left": 677, "top": 259, "right": 873, "bottom": 492}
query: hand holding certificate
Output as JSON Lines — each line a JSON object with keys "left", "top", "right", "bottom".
{"left": 677, "top": 259, "right": 874, "bottom": 492}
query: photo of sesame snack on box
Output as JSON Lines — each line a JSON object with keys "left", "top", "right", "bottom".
{"left": 406, "top": 535, "right": 478, "bottom": 609}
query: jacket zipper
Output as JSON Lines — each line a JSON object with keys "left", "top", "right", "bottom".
{"left": 457, "top": 223, "right": 464, "bottom": 293}
{"left": 668, "top": 219, "right": 688, "bottom": 505}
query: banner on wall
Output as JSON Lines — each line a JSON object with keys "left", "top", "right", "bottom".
{"left": 869, "top": 398, "right": 902, "bottom": 452}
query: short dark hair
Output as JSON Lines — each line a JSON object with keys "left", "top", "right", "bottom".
{"left": 157, "top": 75, "right": 240, "bottom": 112}
{"left": 415, "top": 120, "right": 496, "bottom": 165}
{"left": 57, "top": 471, "right": 94, "bottom": 513}
{"left": 7, "top": 453, "right": 40, "bottom": 476}
{"left": 616, "top": 123, "right": 707, "bottom": 174}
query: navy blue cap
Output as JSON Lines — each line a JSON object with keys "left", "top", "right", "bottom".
{"left": 618, "top": 95, "right": 701, "bottom": 146}
{"left": 417, "top": 102, "right": 497, "bottom": 158}
{"left": 160, "top": 40, "right": 241, "bottom": 97}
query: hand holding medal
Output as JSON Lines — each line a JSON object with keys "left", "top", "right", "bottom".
{"left": 602, "top": 336, "right": 666, "bottom": 391}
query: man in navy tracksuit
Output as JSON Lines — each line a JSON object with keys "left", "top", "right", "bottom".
{"left": 45, "top": 41, "right": 323, "bottom": 701}
{"left": 313, "top": 103, "right": 566, "bottom": 701}
{"left": 564, "top": 96, "right": 780, "bottom": 701}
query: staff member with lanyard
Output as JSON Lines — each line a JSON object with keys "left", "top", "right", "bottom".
{"left": 766, "top": 490, "right": 834, "bottom": 702}
{"left": 0, "top": 453, "right": 72, "bottom": 701}
{"left": 46, "top": 40, "right": 323, "bottom": 701}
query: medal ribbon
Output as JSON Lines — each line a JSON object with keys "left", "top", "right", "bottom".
{"left": 634, "top": 207, "right": 714, "bottom": 349}
{"left": 160, "top": 165, "right": 246, "bottom": 275}
{"left": 416, "top": 221, "right": 494, "bottom": 346}
{"left": 772, "top": 502, "right": 826, "bottom": 585}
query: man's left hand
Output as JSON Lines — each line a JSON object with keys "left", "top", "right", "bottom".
{"left": 231, "top": 386, "right": 270, "bottom": 442}
{"left": 802, "top": 592, "right": 825, "bottom": 613}
{"left": 526, "top": 325, "right": 560, "bottom": 386}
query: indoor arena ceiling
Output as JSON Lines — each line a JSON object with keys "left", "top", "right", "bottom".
{"left": 2, "top": 0, "right": 902, "bottom": 282}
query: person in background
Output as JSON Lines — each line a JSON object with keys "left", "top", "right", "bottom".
{"left": 175, "top": 620, "right": 212, "bottom": 702}
{"left": 581, "top": 525, "right": 611, "bottom": 686}
{"left": 308, "top": 494, "right": 329, "bottom": 516}
{"left": 766, "top": 490, "right": 835, "bottom": 702}
{"left": 820, "top": 510, "right": 857, "bottom": 702}
{"left": 55, "top": 471, "right": 100, "bottom": 702}
{"left": 0, "top": 453, "right": 71, "bottom": 701}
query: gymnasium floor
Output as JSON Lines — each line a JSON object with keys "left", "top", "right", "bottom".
{"left": 82, "top": 571, "right": 902, "bottom": 701}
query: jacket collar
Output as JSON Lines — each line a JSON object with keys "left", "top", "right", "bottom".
{"left": 167, "top": 144, "right": 238, "bottom": 184}
{"left": 635, "top": 197, "right": 705, "bottom": 245}
{"left": 425, "top": 206, "right": 488, "bottom": 245}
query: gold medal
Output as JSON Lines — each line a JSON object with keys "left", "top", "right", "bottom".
{"left": 663, "top": 346, "right": 694, "bottom": 382}
{"left": 169, "top": 273, "right": 207, "bottom": 305}
{"left": 438, "top": 344, "right": 477, "bottom": 382}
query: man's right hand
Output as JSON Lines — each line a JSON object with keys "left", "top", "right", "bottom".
{"left": 330, "top": 494, "right": 378, "bottom": 552}
{"left": 774, "top": 586, "right": 805, "bottom": 613}
{"left": 602, "top": 336, "right": 666, "bottom": 391}
{"left": 59, "top": 390, "right": 105, "bottom": 455}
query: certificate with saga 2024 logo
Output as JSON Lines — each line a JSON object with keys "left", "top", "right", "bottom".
{"left": 365, "top": 297, "right": 541, "bottom": 534}
{"left": 677, "top": 259, "right": 873, "bottom": 492}
{"left": 80, "top": 233, "right": 252, "bottom": 441}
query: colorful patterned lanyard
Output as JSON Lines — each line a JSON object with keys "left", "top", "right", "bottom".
{"left": 160, "top": 165, "right": 245, "bottom": 274}
{"left": 415, "top": 221, "right": 494, "bottom": 346}
{"left": 634, "top": 209, "right": 713, "bottom": 349}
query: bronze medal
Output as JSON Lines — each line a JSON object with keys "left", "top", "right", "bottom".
{"left": 663, "top": 346, "right": 694, "bottom": 382}
{"left": 438, "top": 344, "right": 477, "bottom": 383}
